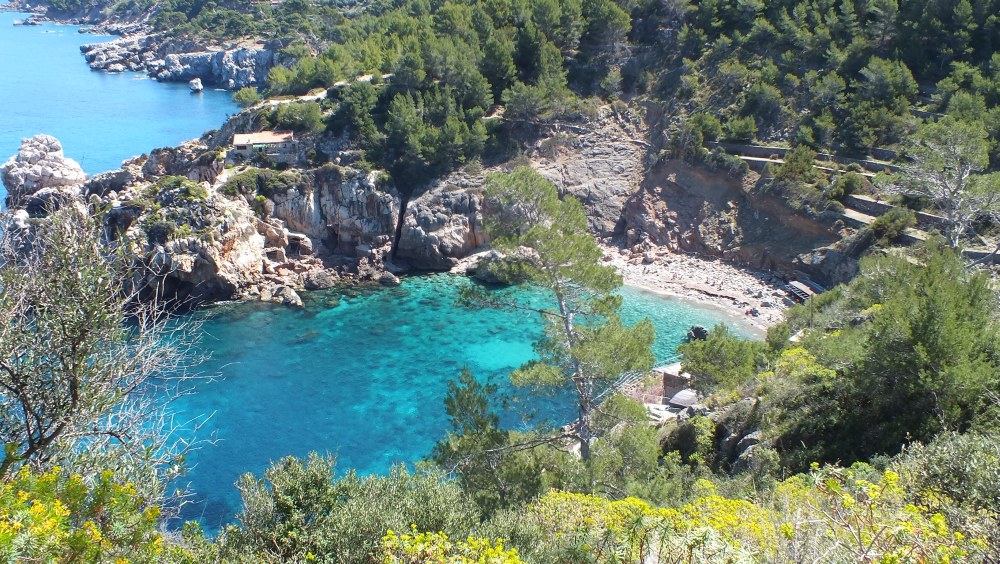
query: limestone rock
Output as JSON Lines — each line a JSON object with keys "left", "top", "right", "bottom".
{"left": 395, "top": 176, "right": 487, "bottom": 270}
{"left": 269, "top": 167, "right": 400, "bottom": 257}
{"left": 378, "top": 271, "right": 401, "bottom": 286}
{"left": 82, "top": 34, "right": 276, "bottom": 89}
{"left": 530, "top": 105, "right": 647, "bottom": 237}
{"left": 1, "top": 135, "right": 88, "bottom": 208}
{"left": 303, "top": 269, "right": 339, "bottom": 290}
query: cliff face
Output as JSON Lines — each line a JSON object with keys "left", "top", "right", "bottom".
{"left": 80, "top": 35, "right": 276, "bottom": 89}
{"left": 269, "top": 167, "right": 400, "bottom": 257}
{"left": 395, "top": 174, "right": 487, "bottom": 270}
{"left": 1, "top": 100, "right": 868, "bottom": 307}
{"left": 621, "top": 160, "right": 855, "bottom": 286}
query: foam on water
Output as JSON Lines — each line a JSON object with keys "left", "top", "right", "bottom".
{"left": 171, "top": 274, "right": 757, "bottom": 530}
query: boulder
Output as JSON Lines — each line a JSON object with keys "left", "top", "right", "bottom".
{"left": 1, "top": 135, "right": 88, "bottom": 209}
{"left": 378, "top": 271, "right": 401, "bottom": 286}
{"left": 270, "top": 285, "right": 303, "bottom": 307}
{"left": 303, "top": 269, "right": 339, "bottom": 290}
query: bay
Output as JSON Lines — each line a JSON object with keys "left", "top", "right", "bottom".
{"left": 172, "top": 274, "right": 758, "bottom": 531}
{"left": 0, "top": 12, "right": 238, "bottom": 201}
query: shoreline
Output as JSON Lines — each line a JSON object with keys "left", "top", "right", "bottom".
{"left": 602, "top": 244, "right": 790, "bottom": 332}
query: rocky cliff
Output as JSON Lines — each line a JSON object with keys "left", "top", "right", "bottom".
{"left": 80, "top": 34, "right": 277, "bottom": 89}
{"left": 1, "top": 135, "right": 88, "bottom": 210}
{"left": 2, "top": 99, "right": 870, "bottom": 307}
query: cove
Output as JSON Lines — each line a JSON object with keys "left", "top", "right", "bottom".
{"left": 171, "top": 273, "right": 757, "bottom": 531}
{"left": 0, "top": 12, "right": 238, "bottom": 198}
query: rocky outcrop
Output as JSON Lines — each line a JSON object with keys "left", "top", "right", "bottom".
{"left": 622, "top": 160, "right": 843, "bottom": 280}
{"left": 268, "top": 167, "right": 401, "bottom": 257}
{"left": 530, "top": 105, "right": 649, "bottom": 237}
{"left": 81, "top": 34, "right": 276, "bottom": 89}
{"left": 154, "top": 45, "right": 275, "bottom": 89}
{"left": 1, "top": 135, "right": 88, "bottom": 209}
{"left": 395, "top": 173, "right": 488, "bottom": 270}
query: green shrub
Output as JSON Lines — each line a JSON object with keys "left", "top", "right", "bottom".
{"left": 691, "top": 113, "right": 723, "bottom": 142}
{"left": 154, "top": 175, "right": 208, "bottom": 202}
{"left": 270, "top": 101, "right": 325, "bottom": 134}
{"left": 827, "top": 171, "right": 867, "bottom": 200}
{"left": 144, "top": 219, "right": 177, "bottom": 245}
{"left": 221, "top": 168, "right": 301, "bottom": 199}
{"left": 870, "top": 207, "right": 916, "bottom": 243}
{"left": 232, "top": 86, "right": 262, "bottom": 108}
{"left": 724, "top": 116, "right": 757, "bottom": 143}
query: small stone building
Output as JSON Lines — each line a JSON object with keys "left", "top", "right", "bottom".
{"left": 231, "top": 131, "right": 296, "bottom": 163}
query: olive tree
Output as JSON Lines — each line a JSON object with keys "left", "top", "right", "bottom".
{"left": 0, "top": 206, "right": 206, "bottom": 505}
{"left": 878, "top": 118, "right": 1000, "bottom": 248}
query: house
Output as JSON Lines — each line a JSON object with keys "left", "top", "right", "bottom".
{"left": 231, "top": 131, "right": 296, "bottom": 163}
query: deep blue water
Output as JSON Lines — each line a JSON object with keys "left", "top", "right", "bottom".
{"left": 173, "top": 274, "right": 757, "bottom": 530}
{"left": 0, "top": 11, "right": 238, "bottom": 199}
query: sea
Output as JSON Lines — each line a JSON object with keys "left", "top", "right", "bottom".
{"left": 0, "top": 11, "right": 238, "bottom": 200}
{"left": 1, "top": 11, "right": 758, "bottom": 533}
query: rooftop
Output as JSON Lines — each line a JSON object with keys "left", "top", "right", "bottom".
{"left": 233, "top": 131, "right": 294, "bottom": 145}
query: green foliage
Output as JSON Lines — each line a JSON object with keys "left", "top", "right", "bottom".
{"left": 269, "top": 101, "right": 325, "bottom": 134}
{"left": 155, "top": 175, "right": 209, "bottom": 202}
{"left": 878, "top": 117, "right": 1000, "bottom": 248}
{"left": 768, "top": 243, "right": 1000, "bottom": 471}
{"left": 723, "top": 116, "right": 757, "bottom": 142}
{"left": 678, "top": 325, "right": 764, "bottom": 394}
{"left": 869, "top": 206, "right": 916, "bottom": 244}
{"left": 0, "top": 468, "right": 167, "bottom": 562}
{"left": 219, "top": 454, "right": 478, "bottom": 563}
{"left": 0, "top": 209, "right": 198, "bottom": 500}
{"left": 477, "top": 166, "right": 655, "bottom": 460}
{"left": 431, "top": 369, "right": 543, "bottom": 516}
{"left": 773, "top": 145, "right": 817, "bottom": 183}
{"left": 232, "top": 86, "right": 262, "bottom": 108}
{"left": 221, "top": 167, "right": 301, "bottom": 199}
{"left": 826, "top": 171, "right": 866, "bottom": 200}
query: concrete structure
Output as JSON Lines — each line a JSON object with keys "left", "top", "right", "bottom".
{"left": 231, "top": 131, "right": 296, "bottom": 163}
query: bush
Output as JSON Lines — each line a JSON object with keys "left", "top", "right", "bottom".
{"left": 678, "top": 325, "right": 765, "bottom": 394}
{"left": 826, "top": 171, "right": 866, "bottom": 200}
{"left": 154, "top": 175, "right": 208, "bottom": 202}
{"left": 232, "top": 86, "right": 262, "bottom": 108}
{"left": 218, "top": 454, "right": 478, "bottom": 563}
{"left": 691, "top": 113, "right": 723, "bottom": 142}
{"left": 870, "top": 207, "right": 916, "bottom": 243}
{"left": 221, "top": 168, "right": 301, "bottom": 199}
{"left": 723, "top": 116, "right": 757, "bottom": 142}
{"left": 0, "top": 469, "right": 166, "bottom": 562}
{"left": 270, "top": 101, "right": 325, "bottom": 134}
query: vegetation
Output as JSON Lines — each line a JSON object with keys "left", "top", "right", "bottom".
{"left": 878, "top": 117, "right": 1000, "bottom": 247}
{"left": 9, "top": 0, "right": 1000, "bottom": 560}
{"left": 0, "top": 208, "right": 202, "bottom": 505}
{"left": 470, "top": 167, "right": 655, "bottom": 460}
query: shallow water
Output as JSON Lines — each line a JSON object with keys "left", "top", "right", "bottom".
{"left": 172, "top": 274, "right": 756, "bottom": 530}
{"left": 0, "top": 12, "right": 238, "bottom": 199}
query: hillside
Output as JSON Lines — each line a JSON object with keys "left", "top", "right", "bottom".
{"left": 0, "top": 0, "right": 999, "bottom": 561}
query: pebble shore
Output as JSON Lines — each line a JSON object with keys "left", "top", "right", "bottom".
{"left": 602, "top": 245, "right": 792, "bottom": 331}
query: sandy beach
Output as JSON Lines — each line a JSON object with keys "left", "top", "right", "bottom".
{"left": 602, "top": 244, "right": 792, "bottom": 331}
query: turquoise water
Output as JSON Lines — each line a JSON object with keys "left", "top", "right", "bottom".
{"left": 173, "top": 274, "right": 756, "bottom": 530}
{"left": 0, "top": 12, "right": 238, "bottom": 197}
